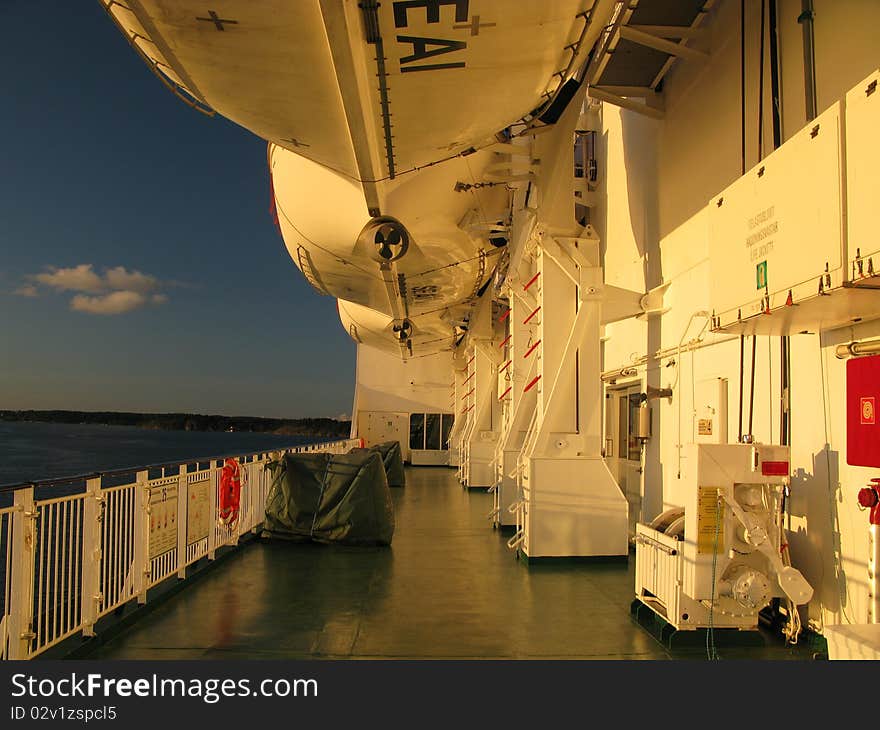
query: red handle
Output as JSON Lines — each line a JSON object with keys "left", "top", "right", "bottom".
{"left": 859, "top": 481, "right": 880, "bottom": 525}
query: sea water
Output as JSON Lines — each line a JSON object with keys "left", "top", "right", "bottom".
{"left": 0, "top": 421, "right": 320, "bottom": 486}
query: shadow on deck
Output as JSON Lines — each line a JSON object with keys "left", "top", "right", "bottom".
{"left": 80, "top": 467, "right": 812, "bottom": 660}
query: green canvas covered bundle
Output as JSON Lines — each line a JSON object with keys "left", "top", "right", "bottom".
{"left": 262, "top": 450, "right": 394, "bottom": 546}
{"left": 348, "top": 440, "right": 406, "bottom": 488}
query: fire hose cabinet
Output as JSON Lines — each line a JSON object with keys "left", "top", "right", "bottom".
{"left": 847, "top": 354, "right": 880, "bottom": 468}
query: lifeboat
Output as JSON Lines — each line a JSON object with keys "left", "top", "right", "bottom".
{"left": 270, "top": 145, "right": 508, "bottom": 356}
{"left": 103, "top": 0, "right": 617, "bottom": 356}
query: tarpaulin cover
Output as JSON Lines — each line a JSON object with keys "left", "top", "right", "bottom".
{"left": 262, "top": 450, "right": 394, "bottom": 545}
{"left": 348, "top": 441, "right": 406, "bottom": 488}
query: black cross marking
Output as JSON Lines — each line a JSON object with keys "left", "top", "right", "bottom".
{"left": 282, "top": 138, "right": 310, "bottom": 148}
{"left": 196, "top": 11, "right": 238, "bottom": 31}
{"left": 453, "top": 15, "right": 496, "bottom": 36}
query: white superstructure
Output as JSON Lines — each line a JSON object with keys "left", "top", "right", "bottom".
{"left": 102, "top": 0, "right": 880, "bottom": 648}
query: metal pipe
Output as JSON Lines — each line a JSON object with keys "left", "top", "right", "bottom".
{"left": 768, "top": 0, "right": 783, "bottom": 147}
{"left": 601, "top": 366, "right": 638, "bottom": 383}
{"left": 747, "top": 335, "right": 757, "bottom": 440}
{"left": 798, "top": 0, "right": 817, "bottom": 121}
{"left": 836, "top": 338, "right": 880, "bottom": 359}
{"left": 741, "top": 0, "right": 746, "bottom": 174}
{"left": 871, "top": 524, "right": 879, "bottom": 623}
{"left": 738, "top": 2, "right": 747, "bottom": 442}
{"left": 738, "top": 335, "right": 745, "bottom": 442}
{"left": 781, "top": 335, "right": 790, "bottom": 444}
{"left": 768, "top": 2, "right": 789, "bottom": 446}
{"left": 758, "top": 0, "right": 766, "bottom": 161}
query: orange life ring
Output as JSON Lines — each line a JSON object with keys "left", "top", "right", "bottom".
{"left": 219, "top": 457, "right": 242, "bottom": 528}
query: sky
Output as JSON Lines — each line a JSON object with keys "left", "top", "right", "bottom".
{"left": 0, "top": 2, "right": 356, "bottom": 419}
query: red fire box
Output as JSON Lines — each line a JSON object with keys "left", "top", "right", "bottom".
{"left": 847, "top": 354, "right": 880, "bottom": 467}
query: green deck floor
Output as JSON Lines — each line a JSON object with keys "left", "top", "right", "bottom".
{"left": 84, "top": 467, "right": 814, "bottom": 660}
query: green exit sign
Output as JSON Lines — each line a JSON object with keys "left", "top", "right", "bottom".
{"left": 756, "top": 260, "right": 768, "bottom": 290}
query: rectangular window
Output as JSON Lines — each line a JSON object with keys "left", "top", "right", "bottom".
{"left": 573, "top": 130, "right": 597, "bottom": 181}
{"left": 425, "top": 413, "right": 441, "bottom": 450}
{"left": 411, "top": 413, "right": 454, "bottom": 450}
{"left": 409, "top": 413, "right": 425, "bottom": 450}
{"left": 440, "top": 413, "right": 454, "bottom": 449}
{"left": 574, "top": 131, "right": 587, "bottom": 179}
{"left": 628, "top": 393, "right": 642, "bottom": 461}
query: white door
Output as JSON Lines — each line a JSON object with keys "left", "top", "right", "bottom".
{"left": 357, "top": 411, "right": 408, "bottom": 456}
{"left": 605, "top": 385, "right": 643, "bottom": 536}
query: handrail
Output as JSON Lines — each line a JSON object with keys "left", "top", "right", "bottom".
{"left": 0, "top": 437, "right": 348, "bottom": 494}
{"left": 633, "top": 533, "right": 679, "bottom": 556}
{"left": 506, "top": 529, "right": 526, "bottom": 550}
{"left": 0, "top": 436, "right": 359, "bottom": 660}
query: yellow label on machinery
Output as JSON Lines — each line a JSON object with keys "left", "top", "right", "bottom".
{"left": 697, "top": 486, "right": 724, "bottom": 555}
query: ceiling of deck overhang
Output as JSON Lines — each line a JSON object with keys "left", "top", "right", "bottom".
{"left": 588, "top": 0, "right": 712, "bottom": 95}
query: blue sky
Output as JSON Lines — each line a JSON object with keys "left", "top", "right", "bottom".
{"left": 0, "top": 2, "right": 355, "bottom": 419}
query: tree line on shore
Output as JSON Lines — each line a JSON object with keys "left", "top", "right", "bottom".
{"left": 0, "top": 410, "right": 351, "bottom": 437}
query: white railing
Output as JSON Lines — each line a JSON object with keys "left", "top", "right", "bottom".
{"left": 0, "top": 437, "right": 359, "bottom": 660}
{"left": 0, "top": 507, "right": 13, "bottom": 659}
{"left": 33, "top": 493, "right": 86, "bottom": 655}
{"left": 634, "top": 523, "right": 682, "bottom": 622}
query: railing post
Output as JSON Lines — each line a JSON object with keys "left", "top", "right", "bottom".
{"left": 133, "top": 470, "right": 149, "bottom": 604}
{"left": 177, "top": 466, "right": 188, "bottom": 579}
{"left": 233, "top": 458, "right": 242, "bottom": 546}
{"left": 242, "top": 460, "right": 251, "bottom": 533}
{"left": 208, "top": 461, "right": 218, "bottom": 560}
{"left": 80, "top": 476, "right": 103, "bottom": 637}
{"left": 250, "top": 459, "right": 259, "bottom": 532}
{"left": 8, "top": 486, "right": 37, "bottom": 659}
{"left": 251, "top": 456, "right": 263, "bottom": 535}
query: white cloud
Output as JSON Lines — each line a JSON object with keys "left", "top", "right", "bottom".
{"left": 21, "top": 264, "right": 171, "bottom": 315}
{"left": 34, "top": 264, "right": 105, "bottom": 293}
{"left": 104, "top": 266, "right": 158, "bottom": 294}
{"left": 70, "top": 291, "right": 148, "bottom": 315}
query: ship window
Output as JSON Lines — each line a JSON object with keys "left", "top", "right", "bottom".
{"left": 410, "top": 413, "right": 454, "bottom": 450}
{"left": 617, "top": 393, "right": 643, "bottom": 462}
{"left": 425, "top": 413, "right": 441, "bottom": 450}
{"left": 628, "top": 393, "right": 642, "bottom": 461}
{"left": 574, "top": 132, "right": 587, "bottom": 179}
{"left": 617, "top": 393, "right": 642, "bottom": 461}
{"left": 409, "top": 413, "right": 425, "bottom": 450}
{"left": 441, "top": 413, "right": 454, "bottom": 448}
{"left": 574, "top": 130, "right": 597, "bottom": 227}
{"left": 573, "top": 130, "right": 597, "bottom": 181}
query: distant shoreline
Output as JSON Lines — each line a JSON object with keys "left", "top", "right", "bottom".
{"left": 0, "top": 410, "right": 351, "bottom": 439}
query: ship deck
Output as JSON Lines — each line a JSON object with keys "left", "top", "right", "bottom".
{"left": 84, "top": 467, "right": 813, "bottom": 660}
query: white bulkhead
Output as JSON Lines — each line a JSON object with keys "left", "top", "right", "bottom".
{"left": 104, "top": 0, "right": 880, "bottom": 649}
{"left": 596, "top": 0, "right": 880, "bottom": 633}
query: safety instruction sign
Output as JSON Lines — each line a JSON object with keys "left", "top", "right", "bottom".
{"left": 187, "top": 478, "right": 211, "bottom": 546}
{"left": 697, "top": 486, "right": 725, "bottom": 555}
{"left": 756, "top": 260, "right": 768, "bottom": 290}
{"left": 149, "top": 484, "right": 178, "bottom": 559}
